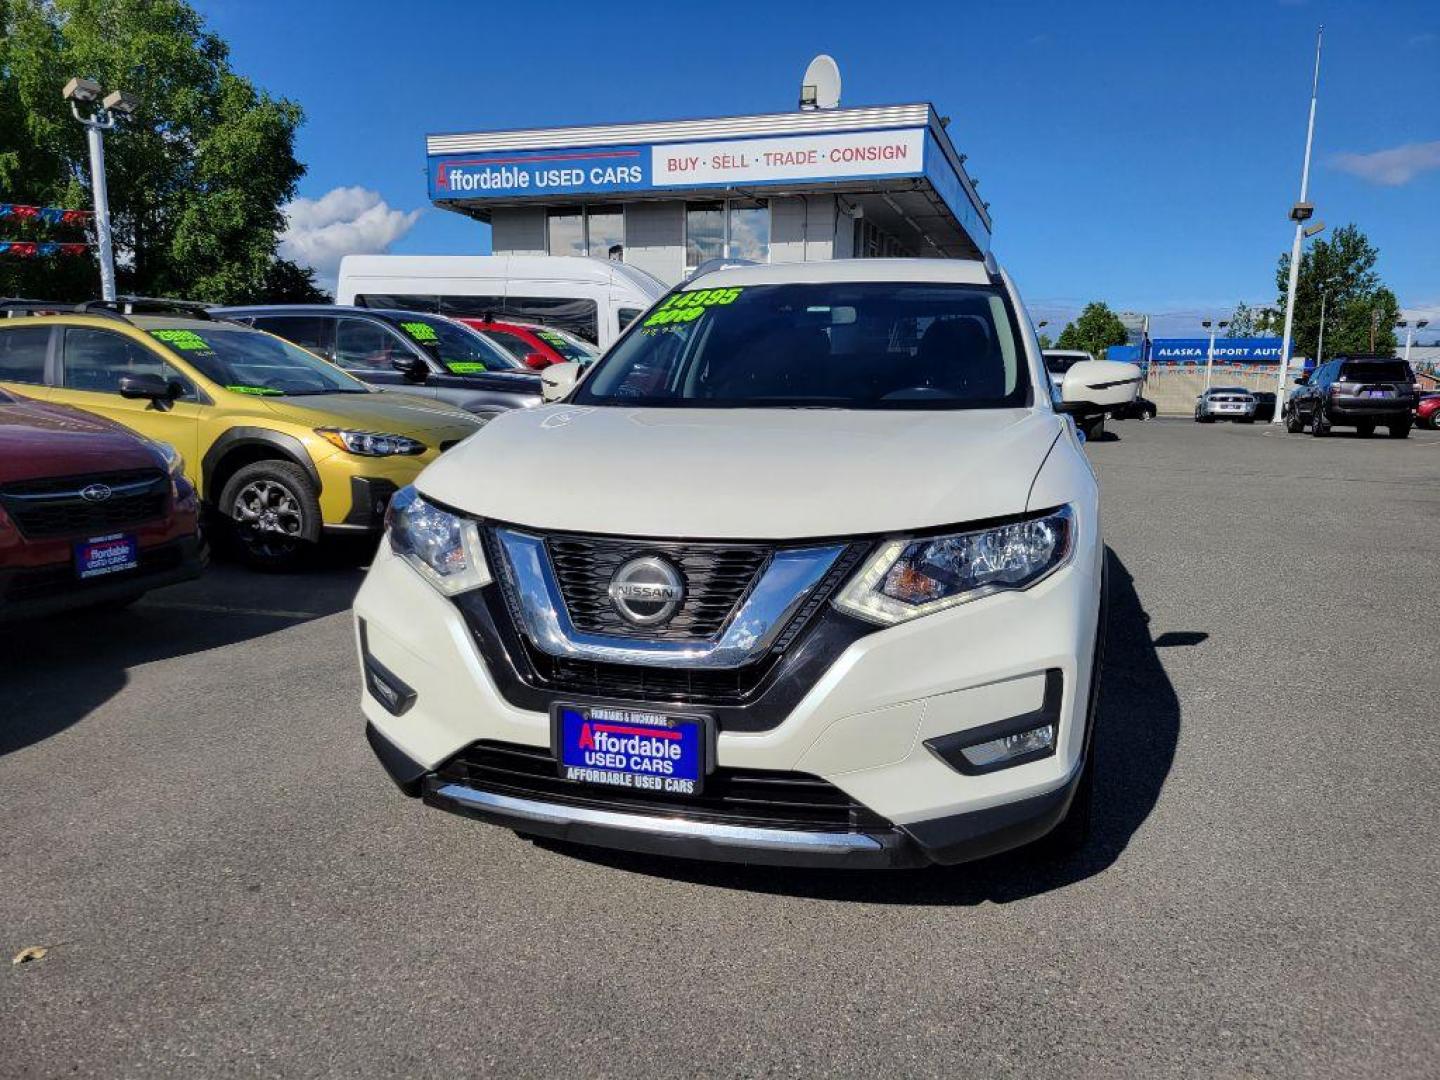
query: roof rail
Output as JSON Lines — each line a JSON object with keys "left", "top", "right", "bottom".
{"left": 0, "top": 298, "right": 72, "bottom": 319}
{"left": 78, "top": 296, "right": 218, "bottom": 319}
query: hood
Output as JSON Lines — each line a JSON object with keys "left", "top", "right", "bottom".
{"left": 418, "top": 405, "right": 1064, "bottom": 540}
{"left": 0, "top": 395, "right": 165, "bottom": 484}
{"left": 256, "top": 391, "right": 482, "bottom": 444}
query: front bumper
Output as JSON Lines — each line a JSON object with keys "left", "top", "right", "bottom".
{"left": 355, "top": 522, "right": 1104, "bottom": 868}
{"left": 0, "top": 534, "right": 205, "bottom": 623}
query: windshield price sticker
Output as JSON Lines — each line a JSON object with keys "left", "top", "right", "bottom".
{"left": 642, "top": 287, "right": 743, "bottom": 328}
{"left": 537, "top": 330, "right": 568, "bottom": 345}
{"left": 557, "top": 705, "right": 704, "bottom": 795}
{"left": 446, "top": 361, "right": 487, "bottom": 374}
{"left": 400, "top": 321, "right": 439, "bottom": 343}
{"left": 149, "top": 329, "right": 214, "bottom": 352}
{"left": 225, "top": 384, "right": 284, "bottom": 396}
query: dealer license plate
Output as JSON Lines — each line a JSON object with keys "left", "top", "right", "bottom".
{"left": 1363, "top": 389, "right": 1392, "bottom": 398}
{"left": 75, "top": 533, "right": 139, "bottom": 579}
{"left": 555, "top": 704, "right": 706, "bottom": 796}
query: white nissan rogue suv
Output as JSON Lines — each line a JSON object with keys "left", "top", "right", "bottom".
{"left": 353, "top": 257, "right": 1139, "bottom": 868}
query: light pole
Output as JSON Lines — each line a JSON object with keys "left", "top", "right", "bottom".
{"left": 1271, "top": 25, "right": 1325, "bottom": 422}
{"left": 1316, "top": 292, "right": 1328, "bottom": 364}
{"left": 1202, "top": 319, "right": 1230, "bottom": 389}
{"left": 62, "top": 77, "right": 139, "bottom": 302}
{"left": 1401, "top": 319, "right": 1429, "bottom": 363}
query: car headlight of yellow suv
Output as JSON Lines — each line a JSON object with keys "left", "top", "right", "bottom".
{"left": 316, "top": 428, "right": 426, "bottom": 457}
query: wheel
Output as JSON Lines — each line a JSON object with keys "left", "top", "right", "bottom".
{"left": 1081, "top": 415, "right": 1105, "bottom": 440}
{"left": 1388, "top": 420, "right": 1411, "bottom": 439}
{"left": 1355, "top": 421, "right": 1376, "bottom": 438}
{"left": 1429, "top": 413, "right": 1440, "bottom": 431}
{"left": 1140, "top": 404, "right": 1156, "bottom": 421}
{"left": 1285, "top": 409, "right": 1304, "bottom": 433}
{"left": 1311, "top": 405, "right": 1330, "bottom": 437}
{"left": 218, "top": 460, "right": 321, "bottom": 571}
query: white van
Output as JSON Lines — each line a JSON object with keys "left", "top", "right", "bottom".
{"left": 335, "top": 255, "right": 666, "bottom": 350}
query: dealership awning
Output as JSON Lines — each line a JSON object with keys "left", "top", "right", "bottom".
{"left": 425, "top": 104, "right": 991, "bottom": 259}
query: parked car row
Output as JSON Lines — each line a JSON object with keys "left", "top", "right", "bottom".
{"left": 0, "top": 298, "right": 486, "bottom": 624}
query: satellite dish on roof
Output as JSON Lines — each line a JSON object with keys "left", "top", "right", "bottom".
{"left": 799, "top": 54, "right": 841, "bottom": 111}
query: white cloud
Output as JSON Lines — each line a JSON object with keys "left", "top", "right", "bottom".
{"left": 278, "top": 187, "right": 422, "bottom": 288}
{"left": 1331, "top": 141, "right": 1440, "bottom": 186}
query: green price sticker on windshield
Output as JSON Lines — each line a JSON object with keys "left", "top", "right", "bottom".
{"left": 400, "top": 321, "right": 438, "bottom": 343}
{"left": 150, "top": 329, "right": 213, "bottom": 351}
{"left": 537, "top": 330, "right": 567, "bottom": 344}
{"left": 447, "top": 361, "right": 488, "bottom": 374}
{"left": 642, "top": 287, "right": 743, "bottom": 328}
{"left": 225, "top": 384, "right": 284, "bottom": 396}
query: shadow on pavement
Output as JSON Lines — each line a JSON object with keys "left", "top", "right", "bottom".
{"left": 534, "top": 548, "right": 1182, "bottom": 904}
{"left": 0, "top": 547, "right": 365, "bottom": 756}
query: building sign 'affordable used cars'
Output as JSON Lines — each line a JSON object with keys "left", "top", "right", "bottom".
{"left": 429, "top": 128, "right": 927, "bottom": 200}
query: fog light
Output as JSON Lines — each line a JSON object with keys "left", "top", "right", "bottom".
{"left": 359, "top": 621, "right": 416, "bottom": 717}
{"left": 960, "top": 724, "right": 1055, "bottom": 770}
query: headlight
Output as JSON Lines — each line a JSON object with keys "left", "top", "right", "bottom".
{"left": 385, "top": 485, "right": 490, "bottom": 595}
{"left": 317, "top": 428, "right": 426, "bottom": 457}
{"left": 834, "top": 506, "right": 1074, "bottom": 626}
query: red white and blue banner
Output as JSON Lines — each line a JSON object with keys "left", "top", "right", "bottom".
{"left": 0, "top": 240, "right": 90, "bottom": 257}
{"left": 0, "top": 203, "right": 93, "bottom": 226}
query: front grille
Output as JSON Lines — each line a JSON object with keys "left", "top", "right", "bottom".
{"left": 545, "top": 533, "right": 770, "bottom": 640}
{"left": 435, "top": 740, "right": 892, "bottom": 833}
{"left": 0, "top": 468, "right": 168, "bottom": 539}
{"left": 489, "top": 542, "right": 869, "bottom": 707}
{"left": 1, "top": 543, "right": 183, "bottom": 603}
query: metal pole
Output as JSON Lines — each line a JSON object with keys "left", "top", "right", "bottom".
{"left": 84, "top": 120, "right": 117, "bottom": 301}
{"left": 1404, "top": 327, "right": 1414, "bottom": 364}
{"left": 1273, "top": 25, "right": 1324, "bottom": 421}
{"left": 1316, "top": 292, "right": 1327, "bottom": 364}
{"left": 1206, "top": 328, "right": 1216, "bottom": 389}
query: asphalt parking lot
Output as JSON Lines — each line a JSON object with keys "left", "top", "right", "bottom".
{"left": 3, "top": 418, "right": 1438, "bottom": 1078}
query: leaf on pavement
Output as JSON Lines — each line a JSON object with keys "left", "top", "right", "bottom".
{"left": 11, "top": 946, "right": 48, "bottom": 965}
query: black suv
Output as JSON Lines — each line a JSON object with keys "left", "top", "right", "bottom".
{"left": 215, "top": 305, "right": 542, "bottom": 420}
{"left": 1283, "top": 355, "right": 1417, "bottom": 438}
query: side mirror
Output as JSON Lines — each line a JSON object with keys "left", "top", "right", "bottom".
{"left": 1059, "top": 360, "right": 1142, "bottom": 411}
{"left": 523, "top": 352, "right": 551, "bottom": 371}
{"left": 118, "top": 373, "right": 174, "bottom": 401}
{"left": 392, "top": 354, "right": 428, "bottom": 380}
{"left": 541, "top": 361, "right": 581, "bottom": 403}
{"left": 1293, "top": 374, "right": 1309, "bottom": 385}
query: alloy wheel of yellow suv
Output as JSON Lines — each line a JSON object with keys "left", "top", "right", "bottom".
{"left": 0, "top": 301, "right": 484, "bottom": 570}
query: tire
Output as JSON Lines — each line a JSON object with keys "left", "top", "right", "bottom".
{"left": 1388, "top": 420, "right": 1411, "bottom": 439}
{"left": 1285, "top": 407, "right": 1304, "bottom": 433}
{"left": 1356, "top": 421, "right": 1376, "bottom": 438}
{"left": 218, "top": 460, "right": 321, "bottom": 571}
{"left": 1141, "top": 405, "right": 1156, "bottom": 421}
{"left": 1082, "top": 415, "right": 1105, "bottom": 440}
{"left": 1311, "top": 405, "right": 1330, "bottom": 437}
{"left": 1429, "top": 413, "right": 1440, "bottom": 431}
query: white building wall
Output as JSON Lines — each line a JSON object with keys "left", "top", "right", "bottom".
{"left": 624, "top": 201, "right": 686, "bottom": 285}
{"left": 769, "top": 196, "right": 839, "bottom": 264}
{"left": 490, "top": 207, "right": 546, "bottom": 255}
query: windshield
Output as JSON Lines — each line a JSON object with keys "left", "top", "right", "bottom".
{"left": 148, "top": 328, "right": 369, "bottom": 396}
{"left": 573, "top": 282, "right": 1028, "bottom": 410}
{"left": 1340, "top": 360, "right": 1410, "bottom": 382}
{"left": 1043, "top": 353, "right": 1085, "bottom": 375}
{"left": 389, "top": 315, "right": 521, "bottom": 374}
{"left": 532, "top": 326, "right": 599, "bottom": 364}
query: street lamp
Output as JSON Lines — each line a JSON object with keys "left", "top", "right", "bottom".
{"left": 62, "top": 77, "right": 139, "bottom": 302}
{"left": 1400, "top": 319, "right": 1429, "bottom": 364}
{"left": 1271, "top": 26, "right": 1325, "bottom": 422}
{"left": 1202, "top": 320, "right": 1230, "bottom": 389}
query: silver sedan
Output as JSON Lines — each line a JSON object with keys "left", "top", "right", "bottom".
{"left": 1195, "top": 387, "right": 1257, "bottom": 423}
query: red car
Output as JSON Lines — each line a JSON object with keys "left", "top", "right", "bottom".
{"left": 456, "top": 318, "right": 600, "bottom": 370}
{"left": 0, "top": 387, "right": 204, "bottom": 622}
{"left": 1416, "top": 393, "right": 1440, "bottom": 430}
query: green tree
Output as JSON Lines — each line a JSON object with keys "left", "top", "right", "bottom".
{"left": 1055, "top": 302, "right": 1128, "bottom": 360}
{"left": 1226, "top": 301, "right": 1283, "bottom": 337}
{"left": 1037, "top": 331, "right": 1054, "bottom": 349}
{"left": 1272, "top": 224, "right": 1397, "bottom": 359}
{"left": 0, "top": 0, "right": 325, "bottom": 303}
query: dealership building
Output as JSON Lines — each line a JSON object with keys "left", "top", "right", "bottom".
{"left": 425, "top": 103, "right": 990, "bottom": 285}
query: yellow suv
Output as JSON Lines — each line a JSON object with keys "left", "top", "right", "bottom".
{"left": 0, "top": 300, "right": 483, "bottom": 569}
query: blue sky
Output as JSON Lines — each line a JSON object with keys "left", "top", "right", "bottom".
{"left": 196, "top": 0, "right": 1439, "bottom": 338}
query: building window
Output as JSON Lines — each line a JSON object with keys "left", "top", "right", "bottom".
{"left": 547, "top": 206, "right": 624, "bottom": 260}
{"left": 587, "top": 208, "right": 624, "bottom": 261}
{"left": 685, "top": 201, "right": 725, "bottom": 269}
{"left": 547, "top": 209, "right": 585, "bottom": 257}
{"left": 728, "top": 200, "right": 769, "bottom": 263}
{"left": 686, "top": 200, "right": 770, "bottom": 269}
